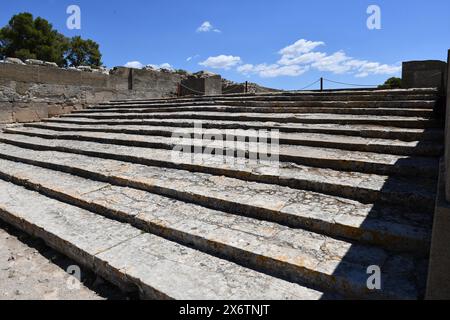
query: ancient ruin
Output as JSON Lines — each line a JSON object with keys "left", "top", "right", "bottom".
{"left": 0, "top": 53, "right": 450, "bottom": 300}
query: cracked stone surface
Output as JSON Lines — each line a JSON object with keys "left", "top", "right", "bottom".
{"left": 45, "top": 117, "right": 444, "bottom": 141}
{"left": 0, "top": 152, "right": 434, "bottom": 250}
{"left": 0, "top": 88, "right": 442, "bottom": 300}
{"left": 60, "top": 111, "right": 438, "bottom": 128}
{"left": 93, "top": 96, "right": 437, "bottom": 108}
{"left": 21, "top": 122, "right": 445, "bottom": 156}
{"left": 0, "top": 135, "right": 437, "bottom": 211}
{"left": 0, "top": 158, "right": 429, "bottom": 298}
{"left": 76, "top": 106, "right": 435, "bottom": 118}
{"left": 0, "top": 179, "right": 324, "bottom": 300}
{"left": 0, "top": 220, "right": 123, "bottom": 300}
{"left": 0, "top": 129, "right": 440, "bottom": 179}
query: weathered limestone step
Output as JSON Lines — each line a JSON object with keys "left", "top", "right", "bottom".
{"left": 105, "top": 92, "right": 439, "bottom": 105}
{"left": 0, "top": 159, "right": 425, "bottom": 299}
{"left": 59, "top": 112, "right": 440, "bottom": 129}
{"left": 107, "top": 89, "right": 439, "bottom": 104}
{"left": 97, "top": 99, "right": 437, "bottom": 110}
{"left": 0, "top": 137, "right": 437, "bottom": 212}
{"left": 24, "top": 122, "right": 444, "bottom": 157}
{"left": 0, "top": 149, "right": 434, "bottom": 252}
{"left": 3, "top": 127, "right": 439, "bottom": 178}
{"left": 217, "top": 93, "right": 439, "bottom": 101}
{"left": 91, "top": 101, "right": 437, "bottom": 111}
{"left": 0, "top": 180, "right": 324, "bottom": 300}
{"left": 79, "top": 106, "right": 435, "bottom": 117}
{"left": 45, "top": 117, "right": 445, "bottom": 141}
{"left": 217, "top": 100, "right": 437, "bottom": 110}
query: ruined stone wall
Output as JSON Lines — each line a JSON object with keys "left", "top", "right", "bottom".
{"left": 0, "top": 63, "right": 183, "bottom": 123}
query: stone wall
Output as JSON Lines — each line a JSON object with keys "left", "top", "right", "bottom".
{"left": 0, "top": 63, "right": 184, "bottom": 123}
{"left": 180, "top": 75, "right": 222, "bottom": 96}
{"left": 402, "top": 60, "right": 447, "bottom": 90}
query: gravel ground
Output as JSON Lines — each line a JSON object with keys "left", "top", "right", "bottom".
{"left": 0, "top": 219, "right": 136, "bottom": 300}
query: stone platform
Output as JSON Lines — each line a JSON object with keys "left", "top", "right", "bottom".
{"left": 0, "top": 88, "right": 443, "bottom": 299}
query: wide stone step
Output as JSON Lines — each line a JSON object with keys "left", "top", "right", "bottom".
{"left": 0, "top": 179, "right": 325, "bottom": 300}
{"left": 0, "top": 136, "right": 437, "bottom": 212}
{"left": 79, "top": 106, "right": 435, "bottom": 117}
{"left": 59, "top": 112, "right": 440, "bottom": 129}
{"left": 2, "top": 127, "right": 439, "bottom": 178}
{"left": 218, "top": 100, "right": 437, "bottom": 110}
{"left": 92, "top": 100, "right": 437, "bottom": 111}
{"left": 0, "top": 160, "right": 425, "bottom": 299}
{"left": 23, "top": 122, "right": 444, "bottom": 157}
{"left": 107, "top": 89, "right": 439, "bottom": 104}
{"left": 45, "top": 117, "right": 445, "bottom": 141}
{"left": 0, "top": 146, "right": 434, "bottom": 252}
{"left": 217, "top": 93, "right": 439, "bottom": 102}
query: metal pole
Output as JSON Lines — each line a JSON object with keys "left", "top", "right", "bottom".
{"left": 128, "top": 68, "right": 133, "bottom": 90}
{"left": 320, "top": 77, "right": 323, "bottom": 91}
{"left": 245, "top": 81, "right": 248, "bottom": 93}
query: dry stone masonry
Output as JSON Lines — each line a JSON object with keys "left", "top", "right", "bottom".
{"left": 0, "top": 60, "right": 187, "bottom": 124}
{"left": 0, "top": 88, "right": 444, "bottom": 299}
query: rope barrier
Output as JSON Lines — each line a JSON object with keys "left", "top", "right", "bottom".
{"left": 181, "top": 72, "right": 445, "bottom": 96}
{"left": 222, "top": 84, "right": 245, "bottom": 94}
{"left": 178, "top": 82, "right": 209, "bottom": 95}
{"left": 323, "top": 78, "right": 378, "bottom": 87}
{"left": 298, "top": 79, "right": 321, "bottom": 90}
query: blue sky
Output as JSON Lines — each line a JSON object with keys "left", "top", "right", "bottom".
{"left": 1, "top": 0, "right": 449, "bottom": 90}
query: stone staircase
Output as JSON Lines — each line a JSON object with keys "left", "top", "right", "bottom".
{"left": 0, "top": 88, "right": 444, "bottom": 299}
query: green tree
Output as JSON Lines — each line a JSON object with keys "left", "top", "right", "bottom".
{"left": 379, "top": 77, "right": 402, "bottom": 89}
{"left": 0, "top": 13, "right": 68, "bottom": 66}
{"left": 65, "top": 36, "right": 102, "bottom": 67}
{"left": 0, "top": 12, "right": 102, "bottom": 67}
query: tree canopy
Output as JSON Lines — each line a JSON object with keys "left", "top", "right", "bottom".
{"left": 0, "top": 12, "right": 102, "bottom": 67}
{"left": 378, "top": 77, "right": 402, "bottom": 89}
{"left": 66, "top": 36, "right": 102, "bottom": 67}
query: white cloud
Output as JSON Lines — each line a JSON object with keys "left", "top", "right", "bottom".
{"left": 238, "top": 63, "right": 309, "bottom": 78}
{"left": 146, "top": 63, "right": 174, "bottom": 71}
{"left": 197, "top": 21, "right": 221, "bottom": 33}
{"left": 278, "top": 51, "right": 327, "bottom": 66}
{"left": 186, "top": 54, "right": 200, "bottom": 62}
{"left": 125, "top": 61, "right": 174, "bottom": 71}
{"left": 199, "top": 55, "right": 241, "bottom": 70}
{"left": 279, "top": 39, "right": 325, "bottom": 57}
{"left": 124, "top": 61, "right": 144, "bottom": 69}
{"left": 237, "top": 64, "right": 255, "bottom": 74}
{"left": 236, "top": 38, "right": 401, "bottom": 78}
{"left": 310, "top": 51, "right": 352, "bottom": 74}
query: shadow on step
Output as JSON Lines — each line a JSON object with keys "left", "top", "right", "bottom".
{"left": 319, "top": 131, "right": 441, "bottom": 300}
{"left": 0, "top": 219, "right": 138, "bottom": 300}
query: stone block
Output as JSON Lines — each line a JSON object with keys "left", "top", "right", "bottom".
{"left": 427, "top": 160, "right": 450, "bottom": 299}
{"left": 402, "top": 60, "right": 447, "bottom": 89}
{"left": 5, "top": 57, "right": 25, "bottom": 65}
{"left": 48, "top": 105, "right": 79, "bottom": 117}
{"left": 0, "top": 102, "right": 13, "bottom": 123}
{"left": 181, "top": 75, "right": 222, "bottom": 96}
{"left": 25, "top": 59, "right": 44, "bottom": 66}
{"left": 43, "top": 61, "right": 58, "bottom": 68}
{"left": 12, "top": 102, "right": 48, "bottom": 123}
